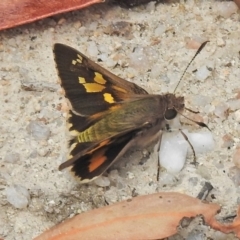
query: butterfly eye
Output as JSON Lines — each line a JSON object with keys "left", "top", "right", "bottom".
{"left": 164, "top": 108, "right": 177, "bottom": 120}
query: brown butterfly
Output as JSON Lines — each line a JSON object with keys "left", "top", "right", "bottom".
{"left": 53, "top": 42, "right": 208, "bottom": 183}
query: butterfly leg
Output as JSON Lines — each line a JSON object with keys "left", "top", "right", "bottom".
{"left": 179, "top": 129, "right": 197, "bottom": 165}
{"left": 155, "top": 132, "right": 163, "bottom": 182}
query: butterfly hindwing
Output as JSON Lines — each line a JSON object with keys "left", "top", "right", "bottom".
{"left": 53, "top": 43, "right": 148, "bottom": 116}
{"left": 60, "top": 128, "right": 141, "bottom": 182}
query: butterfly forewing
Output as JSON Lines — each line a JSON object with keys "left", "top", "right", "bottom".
{"left": 53, "top": 44, "right": 148, "bottom": 117}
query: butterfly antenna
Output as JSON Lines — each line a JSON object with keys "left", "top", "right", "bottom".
{"left": 185, "top": 107, "right": 199, "bottom": 114}
{"left": 177, "top": 111, "right": 211, "bottom": 131}
{"left": 173, "top": 41, "right": 209, "bottom": 93}
{"left": 178, "top": 104, "right": 209, "bottom": 129}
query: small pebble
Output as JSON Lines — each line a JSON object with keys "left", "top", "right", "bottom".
{"left": 6, "top": 185, "right": 30, "bottom": 209}
{"left": 217, "top": 38, "right": 226, "bottom": 47}
{"left": 154, "top": 24, "right": 166, "bottom": 36}
{"left": 87, "top": 42, "right": 98, "bottom": 57}
{"left": 214, "top": 159, "right": 225, "bottom": 169}
{"left": 73, "top": 21, "right": 82, "bottom": 29}
{"left": 160, "top": 132, "right": 188, "bottom": 173}
{"left": 47, "top": 19, "right": 57, "bottom": 27}
{"left": 37, "top": 148, "right": 50, "bottom": 157}
{"left": 187, "top": 131, "right": 215, "bottom": 153}
{"left": 98, "top": 53, "right": 108, "bottom": 62}
{"left": 26, "top": 121, "right": 51, "bottom": 141}
{"left": 127, "top": 172, "right": 134, "bottom": 179}
{"left": 29, "top": 150, "right": 38, "bottom": 158}
{"left": 188, "top": 177, "right": 198, "bottom": 186}
{"left": 212, "top": 231, "right": 235, "bottom": 240}
{"left": 104, "top": 186, "right": 119, "bottom": 204}
{"left": 4, "top": 152, "right": 20, "bottom": 163}
{"left": 79, "top": 202, "right": 92, "bottom": 213}
{"left": 88, "top": 22, "right": 98, "bottom": 31}
{"left": 233, "top": 146, "right": 240, "bottom": 168}
{"left": 186, "top": 38, "right": 202, "bottom": 49}
{"left": 222, "top": 134, "right": 234, "bottom": 148}
{"left": 195, "top": 65, "right": 211, "bottom": 81}
{"left": 58, "top": 18, "right": 66, "bottom": 25}
{"left": 186, "top": 230, "right": 205, "bottom": 240}
{"left": 191, "top": 95, "right": 211, "bottom": 108}
{"left": 158, "top": 172, "right": 178, "bottom": 187}
{"left": 214, "top": 103, "right": 229, "bottom": 120}
{"left": 150, "top": 64, "right": 161, "bottom": 78}
{"left": 229, "top": 167, "right": 240, "bottom": 186}
{"left": 215, "top": 2, "right": 238, "bottom": 18}
{"left": 94, "top": 176, "right": 110, "bottom": 187}
{"left": 91, "top": 194, "right": 105, "bottom": 207}
{"left": 108, "top": 169, "right": 120, "bottom": 182}
{"left": 160, "top": 127, "right": 214, "bottom": 173}
{"left": 235, "top": 110, "right": 240, "bottom": 121}
{"left": 128, "top": 47, "right": 150, "bottom": 73}
{"left": 146, "top": 1, "right": 156, "bottom": 12}
{"left": 105, "top": 58, "right": 116, "bottom": 68}
{"left": 196, "top": 165, "right": 211, "bottom": 180}
{"left": 227, "top": 99, "right": 240, "bottom": 111}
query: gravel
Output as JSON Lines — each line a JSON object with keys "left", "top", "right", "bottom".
{"left": 0, "top": 1, "right": 239, "bottom": 239}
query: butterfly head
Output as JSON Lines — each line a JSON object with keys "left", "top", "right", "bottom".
{"left": 164, "top": 93, "right": 185, "bottom": 120}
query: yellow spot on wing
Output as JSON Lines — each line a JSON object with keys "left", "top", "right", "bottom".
{"left": 72, "top": 55, "right": 83, "bottom": 65}
{"left": 77, "top": 54, "right": 83, "bottom": 63}
{"left": 94, "top": 72, "right": 106, "bottom": 85}
{"left": 112, "top": 86, "right": 127, "bottom": 93}
{"left": 104, "top": 93, "right": 115, "bottom": 103}
{"left": 79, "top": 77, "right": 86, "bottom": 84}
{"left": 83, "top": 83, "right": 106, "bottom": 92}
{"left": 89, "top": 148, "right": 107, "bottom": 172}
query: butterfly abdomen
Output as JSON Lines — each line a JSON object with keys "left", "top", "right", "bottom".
{"left": 76, "top": 118, "right": 113, "bottom": 143}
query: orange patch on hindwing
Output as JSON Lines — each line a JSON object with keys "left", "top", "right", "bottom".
{"left": 89, "top": 148, "right": 107, "bottom": 172}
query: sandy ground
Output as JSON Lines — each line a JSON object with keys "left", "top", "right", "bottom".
{"left": 0, "top": 1, "right": 240, "bottom": 239}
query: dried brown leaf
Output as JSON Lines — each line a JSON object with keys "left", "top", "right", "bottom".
{"left": 34, "top": 192, "right": 221, "bottom": 240}
{"left": 234, "top": 0, "right": 240, "bottom": 8}
{"left": 0, "top": 0, "right": 104, "bottom": 31}
{"left": 209, "top": 206, "right": 240, "bottom": 237}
